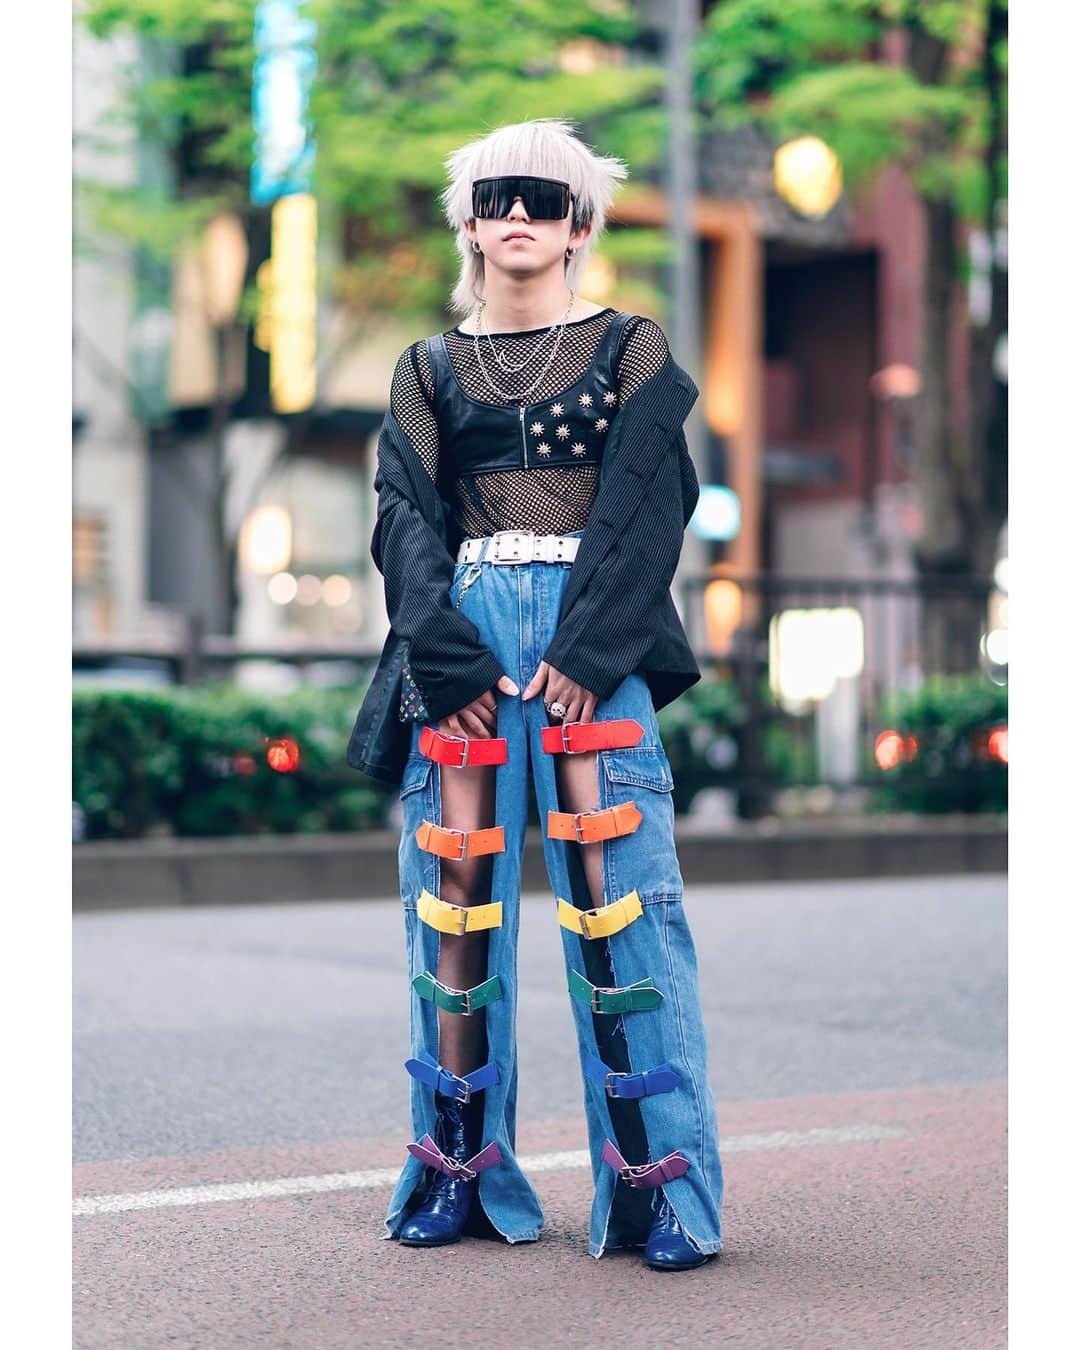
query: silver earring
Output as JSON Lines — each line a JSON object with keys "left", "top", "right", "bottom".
{"left": 472, "top": 240, "right": 482, "bottom": 254}
{"left": 565, "top": 247, "right": 576, "bottom": 260}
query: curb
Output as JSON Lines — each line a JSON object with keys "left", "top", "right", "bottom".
{"left": 73, "top": 815, "right": 1007, "bottom": 912}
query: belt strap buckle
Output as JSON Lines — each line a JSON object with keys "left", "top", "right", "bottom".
{"left": 444, "top": 734, "right": 470, "bottom": 767}
{"left": 442, "top": 826, "right": 469, "bottom": 860}
{"left": 493, "top": 530, "right": 530, "bottom": 561}
{"left": 572, "top": 808, "right": 600, "bottom": 843}
{"left": 577, "top": 906, "right": 602, "bottom": 939}
{"left": 559, "top": 722, "right": 579, "bottom": 754}
{"left": 604, "top": 1070, "right": 627, "bottom": 1098}
{"left": 589, "top": 984, "right": 605, "bottom": 1013}
{"left": 449, "top": 1071, "right": 472, "bottom": 1103}
{"left": 458, "top": 984, "right": 474, "bottom": 1015}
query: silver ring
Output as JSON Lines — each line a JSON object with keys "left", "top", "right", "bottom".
{"left": 546, "top": 700, "right": 568, "bottom": 720}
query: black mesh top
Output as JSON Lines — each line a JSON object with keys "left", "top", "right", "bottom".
{"left": 389, "top": 309, "right": 669, "bottom": 536}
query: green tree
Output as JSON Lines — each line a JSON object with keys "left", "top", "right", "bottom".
{"left": 77, "top": 0, "right": 672, "bottom": 331}
{"left": 696, "top": 0, "right": 1008, "bottom": 665}
{"left": 76, "top": 1, "right": 674, "bottom": 633}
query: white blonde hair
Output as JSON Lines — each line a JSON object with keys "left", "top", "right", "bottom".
{"left": 440, "top": 118, "right": 628, "bottom": 318}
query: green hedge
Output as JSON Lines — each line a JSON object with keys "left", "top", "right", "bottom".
{"left": 73, "top": 686, "right": 387, "bottom": 840}
{"left": 73, "top": 672, "right": 1007, "bottom": 840}
{"left": 871, "top": 673, "right": 1008, "bottom": 813}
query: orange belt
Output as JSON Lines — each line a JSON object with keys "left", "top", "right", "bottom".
{"left": 419, "top": 726, "right": 508, "bottom": 768}
{"left": 540, "top": 718, "right": 645, "bottom": 755}
{"left": 416, "top": 819, "right": 506, "bottom": 860}
{"left": 546, "top": 800, "right": 643, "bottom": 844}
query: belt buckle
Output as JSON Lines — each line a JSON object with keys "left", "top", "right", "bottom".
{"left": 449, "top": 902, "right": 470, "bottom": 936}
{"left": 604, "top": 1070, "right": 627, "bottom": 1098}
{"left": 493, "top": 530, "right": 530, "bottom": 561}
{"left": 572, "top": 808, "right": 600, "bottom": 842}
{"left": 459, "top": 986, "right": 474, "bottom": 1016}
{"left": 591, "top": 983, "right": 618, "bottom": 1013}
{"left": 560, "top": 722, "right": 579, "bottom": 753}
{"left": 449, "top": 1072, "right": 472, "bottom": 1103}
{"left": 578, "top": 906, "right": 600, "bottom": 938}
{"left": 442, "top": 826, "right": 469, "bottom": 860}
{"left": 441, "top": 733, "right": 470, "bottom": 767}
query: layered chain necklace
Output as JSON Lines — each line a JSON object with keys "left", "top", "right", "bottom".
{"left": 471, "top": 289, "right": 576, "bottom": 406}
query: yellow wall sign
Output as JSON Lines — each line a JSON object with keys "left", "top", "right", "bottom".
{"left": 255, "top": 193, "right": 317, "bottom": 413}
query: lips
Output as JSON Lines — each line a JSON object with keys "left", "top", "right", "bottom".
{"left": 503, "top": 231, "right": 534, "bottom": 241}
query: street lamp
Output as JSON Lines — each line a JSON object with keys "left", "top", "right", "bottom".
{"left": 773, "top": 136, "right": 843, "bottom": 218}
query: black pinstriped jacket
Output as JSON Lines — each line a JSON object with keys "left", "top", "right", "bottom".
{"left": 345, "top": 350, "right": 702, "bottom": 785}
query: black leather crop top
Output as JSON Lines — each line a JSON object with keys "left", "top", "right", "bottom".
{"left": 388, "top": 308, "right": 670, "bottom": 537}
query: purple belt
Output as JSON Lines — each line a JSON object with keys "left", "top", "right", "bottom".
{"left": 601, "top": 1139, "right": 690, "bottom": 1188}
{"left": 406, "top": 1134, "right": 503, "bottom": 1182}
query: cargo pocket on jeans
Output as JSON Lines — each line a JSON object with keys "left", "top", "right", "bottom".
{"left": 399, "top": 751, "right": 438, "bottom": 910}
{"left": 598, "top": 745, "right": 682, "bottom": 902}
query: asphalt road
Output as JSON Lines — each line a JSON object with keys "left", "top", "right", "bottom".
{"left": 74, "top": 875, "right": 1007, "bottom": 1348}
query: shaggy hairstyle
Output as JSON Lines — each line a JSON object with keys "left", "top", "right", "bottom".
{"left": 440, "top": 119, "right": 628, "bottom": 318}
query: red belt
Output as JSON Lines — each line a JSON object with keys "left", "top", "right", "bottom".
{"left": 419, "top": 725, "right": 508, "bottom": 767}
{"left": 540, "top": 718, "right": 645, "bottom": 755}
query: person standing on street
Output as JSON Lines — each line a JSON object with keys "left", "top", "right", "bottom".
{"left": 347, "top": 117, "right": 725, "bottom": 1270}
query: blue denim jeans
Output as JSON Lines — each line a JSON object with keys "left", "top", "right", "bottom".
{"left": 383, "top": 533, "right": 725, "bottom": 1258}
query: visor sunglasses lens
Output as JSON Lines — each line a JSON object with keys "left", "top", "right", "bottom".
{"left": 472, "top": 177, "right": 570, "bottom": 220}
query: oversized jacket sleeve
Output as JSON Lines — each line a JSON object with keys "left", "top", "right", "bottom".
{"left": 370, "top": 420, "right": 505, "bottom": 722}
{"left": 540, "top": 425, "right": 699, "bottom": 699}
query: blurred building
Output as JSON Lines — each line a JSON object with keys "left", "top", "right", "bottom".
{"left": 73, "top": 10, "right": 992, "bottom": 662}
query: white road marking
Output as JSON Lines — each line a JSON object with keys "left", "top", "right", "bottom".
{"left": 73, "top": 1122, "right": 906, "bottom": 1217}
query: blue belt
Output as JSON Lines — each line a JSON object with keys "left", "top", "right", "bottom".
{"left": 404, "top": 1050, "right": 500, "bottom": 1103}
{"left": 585, "top": 1052, "right": 680, "bottom": 1100}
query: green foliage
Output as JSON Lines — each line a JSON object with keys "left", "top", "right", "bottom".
{"left": 695, "top": 0, "right": 1007, "bottom": 217}
{"left": 871, "top": 672, "right": 1007, "bottom": 813}
{"left": 73, "top": 685, "right": 389, "bottom": 840}
{"left": 77, "top": 0, "right": 671, "bottom": 332}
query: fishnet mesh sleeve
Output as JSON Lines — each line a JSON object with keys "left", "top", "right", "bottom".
{"left": 615, "top": 316, "right": 670, "bottom": 403}
{"left": 389, "top": 341, "right": 439, "bottom": 481}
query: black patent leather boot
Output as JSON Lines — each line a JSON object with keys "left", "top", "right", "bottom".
{"left": 398, "top": 1093, "right": 480, "bottom": 1247}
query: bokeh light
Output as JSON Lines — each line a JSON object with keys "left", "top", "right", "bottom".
{"left": 267, "top": 571, "right": 298, "bottom": 604}
{"left": 321, "top": 574, "right": 352, "bottom": 607}
{"left": 295, "top": 573, "right": 322, "bottom": 605}
{"left": 266, "top": 737, "right": 301, "bottom": 772}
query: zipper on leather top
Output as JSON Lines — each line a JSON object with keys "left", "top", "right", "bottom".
{"left": 518, "top": 402, "right": 528, "bottom": 469}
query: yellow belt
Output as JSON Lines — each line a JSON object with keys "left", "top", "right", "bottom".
{"left": 557, "top": 890, "right": 643, "bottom": 939}
{"left": 417, "top": 887, "right": 503, "bottom": 935}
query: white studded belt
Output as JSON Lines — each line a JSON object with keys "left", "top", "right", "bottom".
{"left": 456, "top": 531, "right": 581, "bottom": 565}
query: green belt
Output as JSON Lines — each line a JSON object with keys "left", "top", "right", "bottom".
{"left": 568, "top": 968, "right": 665, "bottom": 1015}
{"left": 412, "top": 971, "right": 503, "bottom": 1016}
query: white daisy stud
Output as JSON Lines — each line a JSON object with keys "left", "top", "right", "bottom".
{"left": 571, "top": 442, "right": 587, "bottom": 456}
{"left": 536, "top": 442, "right": 552, "bottom": 456}
{"left": 530, "top": 421, "right": 545, "bottom": 436}
{"left": 594, "top": 417, "right": 609, "bottom": 432}
{"left": 602, "top": 391, "right": 617, "bottom": 406}
{"left": 549, "top": 402, "right": 564, "bottom": 417}
{"left": 579, "top": 392, "right": 594, "bottom": 407}
{"left": 555, "top": 424, "right": 571, "bottom": 439}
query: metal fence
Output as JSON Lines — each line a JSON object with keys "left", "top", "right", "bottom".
{"left": 73, "top": 573, "right": 1007, "bottom": 816}
{"left": 674, "top": 572, "right": 1006, "bottom": 816}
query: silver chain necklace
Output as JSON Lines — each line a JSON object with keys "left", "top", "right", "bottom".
{"left": 471, "top": 290, "right": 576, "bottom": 405}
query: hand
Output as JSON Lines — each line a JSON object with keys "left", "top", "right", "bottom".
{"left": 440, "top": 674, "right": 519, "bottom": 740}
{"left": 521, "top": 661, "right": 597, "bottom": 724}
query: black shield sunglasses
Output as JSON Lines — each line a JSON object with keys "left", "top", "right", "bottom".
{"left": 471, "top": 175, "right": 573, "bottom": 222}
